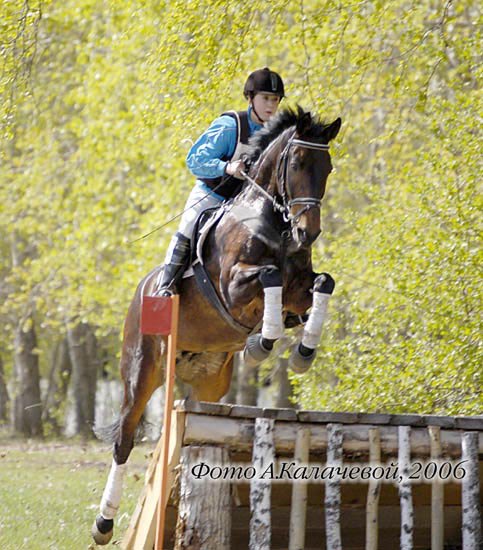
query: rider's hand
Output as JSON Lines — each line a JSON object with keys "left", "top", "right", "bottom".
{"left": 225, "top": 159, "right": 246, "bottom": 179}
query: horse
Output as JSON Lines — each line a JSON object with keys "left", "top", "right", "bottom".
{"left": 92, "top": 106, "right": 341, "bottom": 544}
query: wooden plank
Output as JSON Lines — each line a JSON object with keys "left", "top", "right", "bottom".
{"left": 179, "top": 398, "right": 233, "bottom": 416}
{"left": 175, "top": 403, "right": 483, "bottom": 431}
{"left": 155, "top": 294, "right": 179, "bottom": 550}
{"left": 399, "top": 426, "right": 414, "bottom": 550}
{"left": 249, "top": 417, "right": 275, "bottom": 550}
{"left": 263, "top": 407, "right": 298, "bottom": 421}
{"left": 289, "top": 427, "right": 310, "bottom": 550}
{"left": 174, "top": 446, "right": 231, "bottom": 550}
{"left": 356, "top": 413, "right": 393, "bottom": 425}
{"left": 229, "top": 404, "right": 265, "bottom": 418}
{"left": 461, "top": 431, "right": 481, "bottom": 549}
{"left": 325, "top": 423, "right": 343, "bottom": 550}
{"left": 183, "top": 413, "right": 482, "bottom": 456}
{"left": 428, "top": 426, "right": 444, "bottom": 550}
{"left": 391, "top": 415, "right": 425, "bottom": 427}
{"left": 121, "top": 409, "right": 185, "bottom": 550}
{"left": 365, "top": 428, "right": 381, "bottom": 550}
{"left": 455, "top": 417, "right": 483, "bottom": 430}
{"left": 423, "top": 416, "right": 456, "bottom": 429}
{"left": 298, "top": 411, "right": 360, "bottom": 424}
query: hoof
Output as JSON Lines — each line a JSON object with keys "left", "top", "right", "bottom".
{"left": 92, "top": 515, "right": 114, "bottom": 545}
{"left": 243, "top": 334, "right": 272, "bottom": 367}
{"left": 289, "top": 344, "right": 316, "bottom": 374}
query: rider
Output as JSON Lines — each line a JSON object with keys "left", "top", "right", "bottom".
{"left": 157, "top": 67, "right": 285, "bottom": 296}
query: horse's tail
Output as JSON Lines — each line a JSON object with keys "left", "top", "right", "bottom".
{"left": 93, "top": 418, "right": 121, "bottom": 444}
{"left": 93, "top": 416, "right": 147, "bottom": 444}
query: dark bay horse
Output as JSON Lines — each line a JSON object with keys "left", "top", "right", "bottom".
{"left": 92, "top": 106, "right": 341, "bottom": 544}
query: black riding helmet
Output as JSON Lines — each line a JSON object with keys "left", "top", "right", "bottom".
{"left": 243, "top": 67, "right": 285, "bottom": 99}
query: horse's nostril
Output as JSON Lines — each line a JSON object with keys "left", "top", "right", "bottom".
{"left": 299, "top": 228, "right": 321, "bottom": 245}
{"left": 298, "top": 229, "right": 308, "bottom": 243}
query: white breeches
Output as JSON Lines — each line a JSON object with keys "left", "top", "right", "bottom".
{"left": 177, "top": 185, "right": 222, "bottom": 239}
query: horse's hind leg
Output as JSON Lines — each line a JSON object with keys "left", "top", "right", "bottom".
{"left": 92, "top": 334, "right": 164, "bottom": 545}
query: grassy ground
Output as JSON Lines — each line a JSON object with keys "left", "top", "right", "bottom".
{"left": 0, "top": 438, "right": 154, "bottom": 550}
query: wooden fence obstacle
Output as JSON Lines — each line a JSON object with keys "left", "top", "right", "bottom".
{"left": 289, "top": 427, "right": 310, "bottom": 550}
{"left": 429, "top": 425, "right": 444, "bottom": 550}
{"left": 121, "top": 401, "right": 482, "bottom": 549}
{"left": 398, "top": 425, "right": 414, "bottom": 549}
{"left": 461, "top": 431, "right": 481, "bottom": 550}
{"left": 325, "top": 423, "right": 343, "bottom": 550}
{"left": 365, "top": 427, "right": 381, "bottom": 550}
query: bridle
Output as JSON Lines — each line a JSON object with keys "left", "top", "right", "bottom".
{"left": 277, "top": 133, "right": 330, "bottom": 223}
{"left": 242, "top": 130, "right": 330, "bottom": 227}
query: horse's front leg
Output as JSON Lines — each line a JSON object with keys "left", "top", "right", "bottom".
{"left": 240, "top": 266, "right": 285, "bottom": 367}
{"left": 289, "top": 272, "right": 335, "bottom": 373}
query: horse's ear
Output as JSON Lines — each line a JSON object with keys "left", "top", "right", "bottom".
{"left": 325, "top": 117, "right": 342, "bottom": 142}
{"left": 296, "top": 108, "right": 312, "bottom": 136}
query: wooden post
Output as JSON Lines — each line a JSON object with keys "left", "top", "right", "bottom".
{"left": 398, "top": 426, "right": 413, "bottom": 550}
{"left": 365, "top": 428, "right": 381, "bottom": 550}
{"left": 122, "top": 409, "right": 185, "bottom": 549}
{"left": 289, "top": 427, "right": 310, "bottom": 550}
{"left": 249, "top": 417, "right": 275, "bottom": 550}
{"left": 461, "top": 431, "right": 481, "bottom": 550}
{"left": 325, "top": 423, "right": 343, "bottom": 550}
{"left": 174, "top": 446, "right": 231, "bottom": 550}
{"left": 428, "top": 426, "right": 444, "bottom": 550}
{"left": 155, "top": 294, "right": 179, "bottom": 550}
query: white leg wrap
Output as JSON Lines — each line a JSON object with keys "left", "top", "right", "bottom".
{"left": 302, "top": 292, "right": 330, "bottom": 349}
{"left": 262, "top": 286, "right": 284, "bottom": 340}
{"left": 100, "top": 459, "right": 127, "bottom": 520}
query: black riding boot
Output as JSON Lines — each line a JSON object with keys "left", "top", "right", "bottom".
{"left": 156, "top": 232, "right": 191, "bottom": 296}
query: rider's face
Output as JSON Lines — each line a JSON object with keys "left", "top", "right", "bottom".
{"left": 250, "top": 93, "right": 281, "bottom": 123}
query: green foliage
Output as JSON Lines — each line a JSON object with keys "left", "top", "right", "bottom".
{"left": 1, "top": 0, "right": 481, "bottom": 413}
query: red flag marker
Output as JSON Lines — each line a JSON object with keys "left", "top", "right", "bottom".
{"left": 141, "top": 296, "right": 173, "bottom": 335}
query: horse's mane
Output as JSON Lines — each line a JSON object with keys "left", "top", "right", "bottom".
{"left": 246, "top": 105, "right": 329, "bottom": 164}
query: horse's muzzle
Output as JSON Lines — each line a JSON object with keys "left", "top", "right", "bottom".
{"left": 294, "top": 227, "right": 321, "bottom": 247}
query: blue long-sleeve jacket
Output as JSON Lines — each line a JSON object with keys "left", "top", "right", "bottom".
{"left": 186, "top": 106, "right": 262, "bottom": 199}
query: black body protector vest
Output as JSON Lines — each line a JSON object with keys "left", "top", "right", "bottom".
{"left": 200, "top": 110, "right": 250, "bottom": 200}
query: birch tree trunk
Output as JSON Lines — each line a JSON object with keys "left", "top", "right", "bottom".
{"left": 461, "top": 431, "right": 481, "bottom": 550}
{"left": 250, "top": 417, "right": 275, "bottom": 550}
{"left": 398, "top": 426, "right": 413, "bottom": 550}
{"left": 325, "top": 423, "right": 343, "bottom": 550}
